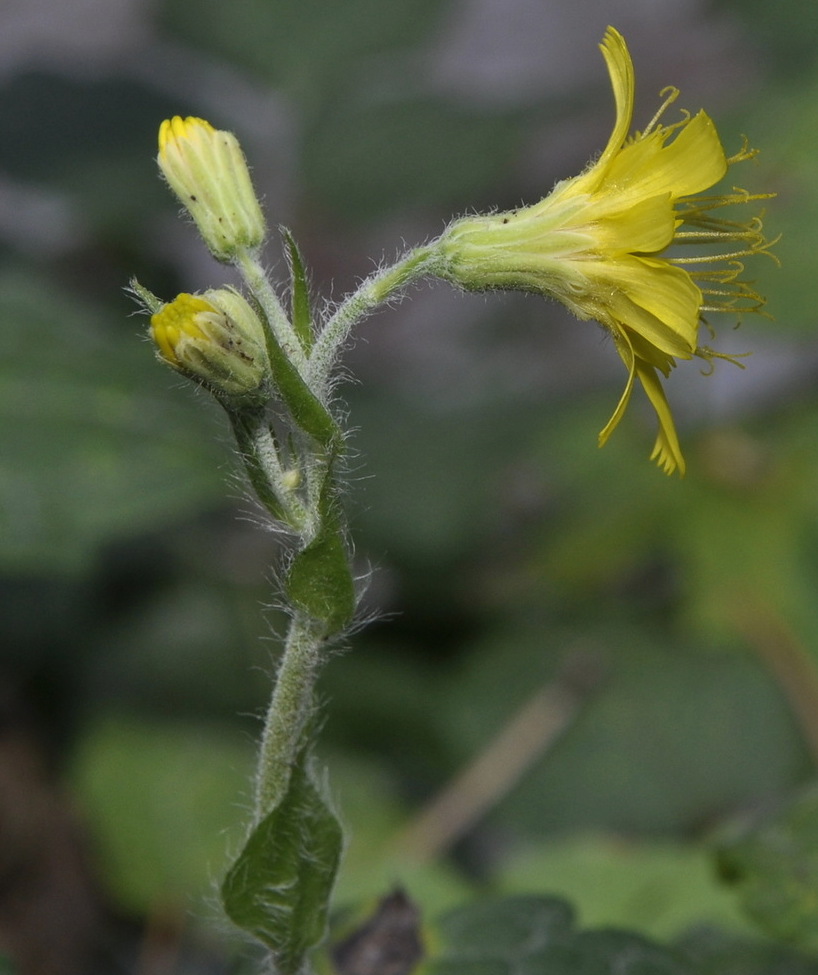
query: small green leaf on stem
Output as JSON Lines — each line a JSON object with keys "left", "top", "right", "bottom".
{"left": 287, "top": 518, "right": 356, "bottom": 633}
{"left": 221, "top": 748, "right": 343, "bottom": 974}
{"left": 264, "top": 319, "right": 340, "bottom": 448}
{"left": 283, "top": 229, "right": 315, "bottom": 354}
{"left": 229, "top": 411, "right": 289, "bottom": 523}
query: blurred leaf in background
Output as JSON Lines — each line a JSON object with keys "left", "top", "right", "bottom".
{"left": 716, "top": 783, "right": 818, "bottom": 951}
{"left": 0, "top": 267, "right": 226, "bottom": 576}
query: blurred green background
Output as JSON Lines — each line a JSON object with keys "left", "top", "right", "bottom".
{"left": 1, "top": 0, "right": 817, "bottom": 970}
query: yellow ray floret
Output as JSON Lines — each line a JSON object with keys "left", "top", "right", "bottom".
{"left": 437, "top": 26, "right": 776, "bottom": 475}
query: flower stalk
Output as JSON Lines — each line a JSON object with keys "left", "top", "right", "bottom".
{"left": 235, "top": 245, "right": 310, "bottom": 377}
{"left": 307, "top": 244, "right": 441, "bottom": 391}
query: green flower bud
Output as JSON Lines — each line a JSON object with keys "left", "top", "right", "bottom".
{"left": 158, "top": 116, "right": 266, "bottom": 262}
{"left": 150, "top": 289, "right": 270, "bottom": 402}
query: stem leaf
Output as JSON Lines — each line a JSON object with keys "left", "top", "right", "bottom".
{"left": 287, "top": 518, "right": 355, "bottom": 632}
{"left": 221, "top": 748, "right": 343, "bottom": 973}
{"left": 228, "top": 411, "right": 289, "bottom": 522}
{"left": 283, "top": 229, "right": 315, "bottom": 354}
{"left": 264, "top": 321, "right": 340, "bottom": 448}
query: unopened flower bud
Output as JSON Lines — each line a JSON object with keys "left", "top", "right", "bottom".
{"left": 158, "top": 116, "right": 266, "bottom": 262}
{"left": 150, "top": 289, "right": 270, "bottom": 402}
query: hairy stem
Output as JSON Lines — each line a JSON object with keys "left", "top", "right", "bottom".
{"left": 254, "top": 612, "right": 326, "bottom": 818}
{"left": 236, "top": 248, "right": 309, "bottom": 376}
{"left": 230, "top": 410, "right": 311, "bottom": 533}
{"left": 307, "top": 245, "right": 439, "bottom": 391}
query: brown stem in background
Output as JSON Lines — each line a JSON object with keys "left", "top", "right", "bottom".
{"left": 392, "top": 656, "right": 603, "bottom": 864}
{"left": 732, "top": 595, "right": 818, "bottom": 768}
{"left": 134, "top": 905, "right": 185, "bottom": 975}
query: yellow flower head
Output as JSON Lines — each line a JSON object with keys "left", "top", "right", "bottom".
{"left": 158, "top": 116, "right": 266, "bottom": 262}
{"left": 150, "top": 289, "right": 270, "bottom": 401}
{"left": 437, "top": 27, "right": 776, "bottom": 475}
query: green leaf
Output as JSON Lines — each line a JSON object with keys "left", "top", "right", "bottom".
{"left": 0, "top": 267, "right": 227, "bottom": 575}
{"left": 680, "top": 926, "right": 818, "bottom": 975}
{"left": 287, "top": 518, "right": 355, "bottom": 632}
{"left": 263, "top": 321, "right": 340, "bottom": 448}
{"left": 498, "top": 835, "right": 751, "bottom": 940}
{"left": 222, "top": 749, "right": 343, "bottom": 973}
{"left": 69, "top": 715, "right": 254, "bottom": 915}
{"left": 283, "top": 229, "right": 314, "bottom": 354}
{"left": 429, "top": 895, "right": 574, "bottom": 972}
{"left": 228, "top": 411, "right": 289, "bottom": 523}
{"left": 715, "top": 782, "right": 818, "bottom": 949}
{"left": 441, "top": 620, "right": 806, "bottom": 837}
{"left": 423, "top": 895, "right": 694, "bottom": 975}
